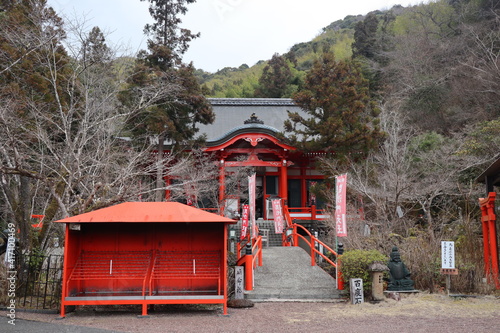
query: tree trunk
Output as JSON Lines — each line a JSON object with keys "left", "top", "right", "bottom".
{"left": 16, "top": 175, "right": 31, "bottom": 251}
{"left": 155, "top": 133, "right": 165, "bottom": 202}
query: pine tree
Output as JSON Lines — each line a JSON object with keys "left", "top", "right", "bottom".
{"left": 285, "top": 52, "right": 383, "bottom": 160}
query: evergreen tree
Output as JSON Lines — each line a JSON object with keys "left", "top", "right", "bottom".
{"left": 141, "top": 0, "right": 200, "bottom": 68}
{"left": 352, "top": 12, "right": 380, "bottom": 59}
{"left": 124, "top": 0, "right": 214, "bottom": 147}
{"left": 285, "top": 52, "right": 383, "bottom": 160}
{"left": 255, "top": 53, "right": 293, "bottom": 98}
{"left": 82, "top": 26, "right": 112, "bottom": 66}
{"left": 123, "top": 0, "right": 214, "bottom": 201}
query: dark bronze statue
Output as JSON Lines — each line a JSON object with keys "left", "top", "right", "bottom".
{"left": 387, "top": 246, "right": 415, "bottom": 291}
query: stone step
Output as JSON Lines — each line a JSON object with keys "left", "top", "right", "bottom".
{"left": 231, "top": 220, "right": 284, "bottom": 247}
{"left": 245, "top": 247, "right": 344, "bottom": 301}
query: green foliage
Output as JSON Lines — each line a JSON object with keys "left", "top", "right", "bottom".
{"left": 340, "top": 249, "right": 387, "bottom": 296}
{"left": 122, "top": 0, "right": 213, "bottom": 148}
{"left": 141, "top": 0, "right": 199, "bottom": 67}
{"left": 199, "top": 26, "right": 354, "bottom": 98}
{"left": 410, "top": 131, "right": 446, "bottom": 153}
{"left": 324, "top": 15, "right": 364, "bottom": 30}
{"left": 459, "top": 119, "right": 500, "bottom": 156}
{"left": 286, "top": 52, "right": 384, "bottom": 161}
{"left": 353, "top": 12, "right": 380, "bottom": 59}
{"left": 197, "top": 63, "right": 264, "bottom": 97}
{"left": 254, "top": 53, "right": 294, "bottom": 98}
{"left": 392, "top": 1, "right": 459, "bottom": 38}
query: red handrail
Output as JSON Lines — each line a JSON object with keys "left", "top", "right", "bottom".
{"left": 282, "top": 205, "right": 343, "bottom": 289}
{"left": 285, "top": 223, "right": 337, "bottom": 268}
{"left": 236, "top": 230, "right": 263, "bottom": 291}
{"left": 286, "top": 205, "right": 328, "bottom": 220}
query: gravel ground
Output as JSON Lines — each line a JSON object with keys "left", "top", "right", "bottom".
{"left": 3, "top": 293, "right": 500, "bottom": 333}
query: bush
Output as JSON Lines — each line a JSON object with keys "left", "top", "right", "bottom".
{"left": 340, "top": 249, "right": 387, "bottom": 298}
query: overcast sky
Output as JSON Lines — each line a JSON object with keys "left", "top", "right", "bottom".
{"left": 47, "top": 0, "right": 423, "bottom": 72}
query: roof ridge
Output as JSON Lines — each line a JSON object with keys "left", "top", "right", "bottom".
{"left": 208, "top": 98, "right": 295, "bottom": 106}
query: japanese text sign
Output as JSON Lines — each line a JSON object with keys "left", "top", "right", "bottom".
{"left": 335, "top": 174, "right": 348, "bottom": 237}
{"left": 441, "top": 241, "right": 455, "bottom": 269}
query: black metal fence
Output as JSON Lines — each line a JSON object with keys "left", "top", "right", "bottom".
{"left": 16, "top": 253, "right": 63, "bottom": 310}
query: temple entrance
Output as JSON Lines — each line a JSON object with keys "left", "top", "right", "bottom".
{"left": 288, "top": 179, "right": 301, "bottom": 208}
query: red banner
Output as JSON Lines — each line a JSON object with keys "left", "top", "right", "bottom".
{"left": 241, "top": 204, "right": 249, "bottom": 240}
{"left": 271, "top": 199, "right": 284, "bottom": 234}
{"left": 335, "top": 174, "right": 347, "bottom": 237}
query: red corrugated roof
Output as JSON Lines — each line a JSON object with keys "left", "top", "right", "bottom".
{"left": 54, "top": 202, "right": 236, "bottom": 224}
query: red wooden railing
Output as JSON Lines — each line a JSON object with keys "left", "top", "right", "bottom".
{"left": 286, "top": 205, "right": 329, "bottom": 221}
{"left": 236, "top": 231, "right": 263, "bottom": 291}
{"left": 233, "top": 204, "right": 342, "bottom": 292}
{"left": 282, "top": 204, "right": 343, "bottom": 290}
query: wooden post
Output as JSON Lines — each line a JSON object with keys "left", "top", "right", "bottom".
{"left": 257, "top": 237, "right": 263, "bottom": 267}
{"left": 223, "top": 223, "right": 229, "bottom": 315}
{"left": 60, "top": 224, "right": 70, "bottom": 318}
{"left": 310, "top": 236, "right": 316, "bottom": 266}
{"left": 243, "top": 255, "right": 253, "bottom": 291}
{"left": 279, "top": 162, "right": 288, "bottom": 203}
{"left": 219, "top": 159, "right": 226, "bottom": 211}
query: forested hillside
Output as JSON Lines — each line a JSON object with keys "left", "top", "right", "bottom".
{"left": 196, "top": 15, "right": 358, "bottom": 97}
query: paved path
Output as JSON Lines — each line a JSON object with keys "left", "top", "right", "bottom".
{"left": 3, "top": 295, "right": 499, "bottom": 333}
{"left": 246, "top": 247, "right": 341, "bottom": 300}
{"left": 0, "top": 318, "right": 122, "bottom": 333}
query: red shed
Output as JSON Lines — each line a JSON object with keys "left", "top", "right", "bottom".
{"left": 56, "top": 202, "right": 236, "bottom": 317}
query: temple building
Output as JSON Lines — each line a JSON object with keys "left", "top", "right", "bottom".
{"left": 169, "top": 98, "right": 329, "bottom": 220}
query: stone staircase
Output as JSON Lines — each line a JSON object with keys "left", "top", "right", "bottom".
{"left": 244, "top": 246, "right": 345, "bottom": 301}
{"left": 232, "top": 220, "right": 285, "bottom": 247}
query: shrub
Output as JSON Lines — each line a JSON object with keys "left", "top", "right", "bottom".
{"left": 340, "top": 249, "right": 387, "bottom": 298}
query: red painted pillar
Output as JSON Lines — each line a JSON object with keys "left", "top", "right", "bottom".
{"left": 219, "top": 159, "right": 226, "bottom": 212}
{"left": 479, "top": 192, "right": 499, "bottom": 289}
{"left": 60, "top": 224, "right": 70, "bottom": 318}
{"left": 244, "top": 254, "right": 253, "bottom": 291}
{"left": 164, "top": 176, "right": 171, "bottom": 201}
{"left": 293, "top": 224, "right": 298, "bottom": 247}
{"left": 301, "top": 167, "right": 307, "bottom": 207}
{"left": 222, "top": 223, "right": 229, "bottom": 315}
{"left": 480, "top": 204, "right": 491, "bottom": 279}
{"left": 280, "top": 160, "right": 288, "bottom": 204}
{"left": 337, "top": 257, "right": 344, "bottom": 290}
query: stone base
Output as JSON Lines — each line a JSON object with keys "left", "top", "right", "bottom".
{"left": 384, "top": 290, "right": 420, "bottom": 301}
{"left": 227, "top": 299, "right": 255, "bottom": 308}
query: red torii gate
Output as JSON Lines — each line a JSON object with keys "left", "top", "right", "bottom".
{"left": 204, "top": 131, "right": 295, "bottom": 216}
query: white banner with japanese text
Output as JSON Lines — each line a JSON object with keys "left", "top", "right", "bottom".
{"left": 271, "top": 199, "right": 284, "bottom": 234}
{"left": 335, "top": 174, "right": 348, "bottom": 237}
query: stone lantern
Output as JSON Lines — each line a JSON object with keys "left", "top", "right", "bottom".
{"left": 368, "top": 261, "right": 389, "bottom": 302}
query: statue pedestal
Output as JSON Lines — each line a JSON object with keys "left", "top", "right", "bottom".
{"left": 384, "top": 290, "right": 420, "bottom": 301}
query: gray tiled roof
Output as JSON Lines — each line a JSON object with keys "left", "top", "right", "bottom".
{"left": 208, "top": 98, "right": 295, "bottom": 106}
{"left": 198, "top": 98, "right": 304, "bottom": 143}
